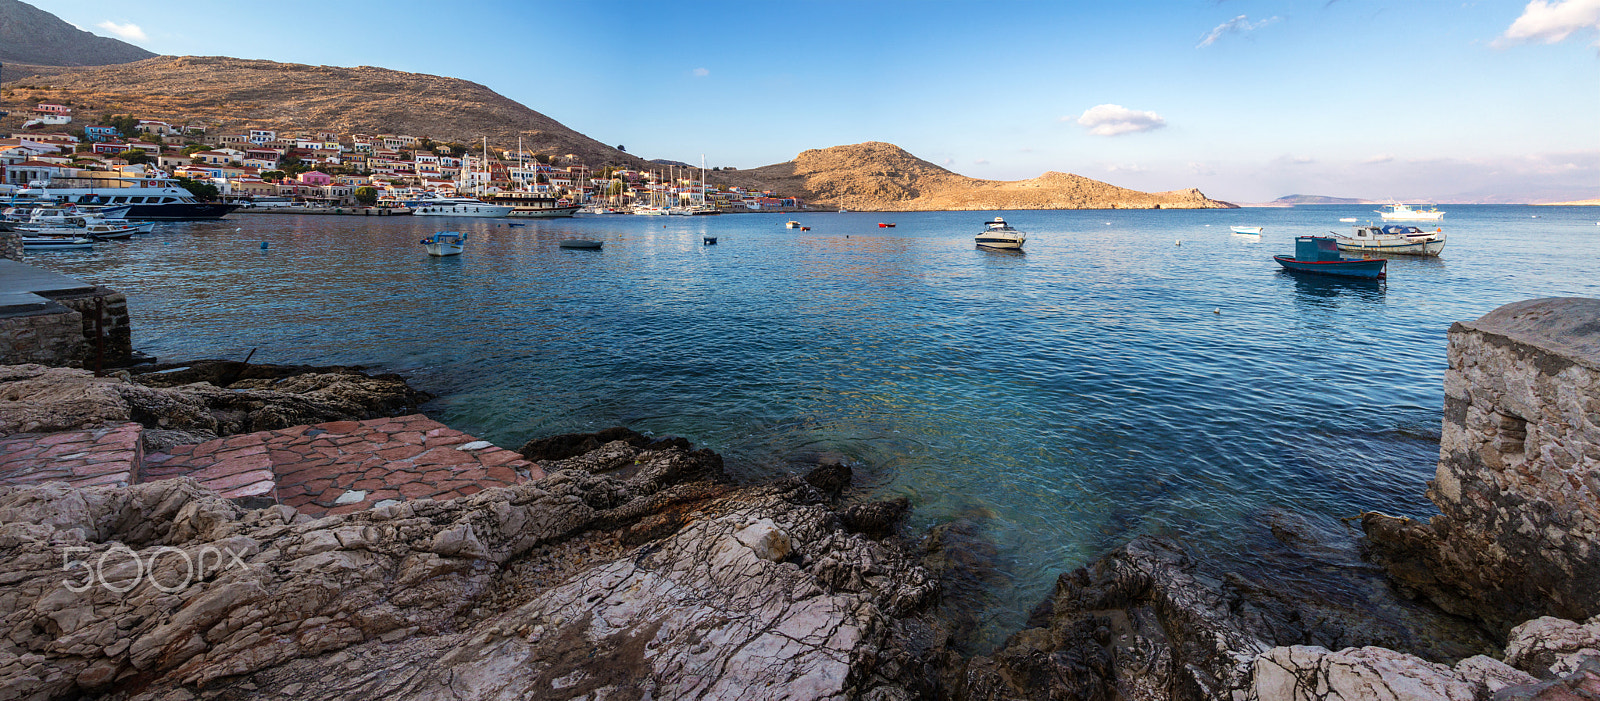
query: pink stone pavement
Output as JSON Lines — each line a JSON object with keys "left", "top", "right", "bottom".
{"left": 0, "top": 423, "right": 143, "bottom": 489}
{"left": 1, "top": 415, "right": 545, "bottom": 516}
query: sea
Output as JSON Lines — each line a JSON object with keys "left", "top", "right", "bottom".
{"left": 30, "top": 204, "right": 1600, "bottom": 646}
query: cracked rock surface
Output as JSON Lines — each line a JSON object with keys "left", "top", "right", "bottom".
{"left": 0, "top": 434, "right": 938, "bottom": 700}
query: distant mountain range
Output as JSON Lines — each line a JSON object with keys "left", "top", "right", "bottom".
{"left": 0, "top": 0, "right": 155, "bottom": 67}
{"left": 1264, "top": 194, "right": 1376, "bottom": 205}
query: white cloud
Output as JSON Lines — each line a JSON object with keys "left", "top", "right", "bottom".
{"left": 1073, "top": 104, "right": 1167, "bottom": 136}
{"left": 1494, "top": 0, "right": 1600, "bottom": 47}
{"left": 1196, "top": 14, "right": 1280, "bottom": 48}
{"left": 974, "top": 158, "right": 991, "bottom": 165}
{"left": 1104, "top": 163, "right": 1147, "bottom": 173}
{"left": 96, "top": 20, "right": 147, "bottom": 42}
{"left": 942, "top": 158, "right": 955, "bottom": 165}
{"left": 1363, "top": 154, "right": 1395, "bottom": 164}
{"left": 691, "top": 67, "right": 710, "bottom": 77}
{"left": 1189, "top": 161, "right": 1218, "bottom": 176}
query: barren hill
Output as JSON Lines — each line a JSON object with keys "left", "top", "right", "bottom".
{"left": 729, "top": 141, "right": 1234, "bottom": 211}
{"left": 0, "top": 55, "right": 646, "bottom": 168}
{"left": 0, "top": 0, "right": 155, "bottom": 67}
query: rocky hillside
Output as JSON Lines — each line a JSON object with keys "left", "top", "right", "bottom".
{"left": 0, "top": 56, "right": 647, "bottom": 168}
{"left": 0, "top": 0, "right": 155, "bottom": 66}
{"left": 727, "top": 141, "right": 1234, "bottom": 211}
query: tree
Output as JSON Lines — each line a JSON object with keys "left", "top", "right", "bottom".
{"left": 115, "top": 149, "right": 149, "bottom": 165}
{"left": 353, "top": 186, "right": 378, "bottom": 206}
{"left": 180, "top": 143, "right": 208, "bottom": 156}
{"left": 616, "top": 145, "right": 626, "bottom": 152}
{"left": 175, "top": 176, "right": 220, "bottom": 201}
{"left": 261, "top": 170, "right": 286, "bottom": 182}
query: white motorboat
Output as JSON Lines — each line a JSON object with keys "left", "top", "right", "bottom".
{"left": 421, "top": 231, "right": 466, "bottom": 257}
{"left": 785, "top": 220, "right": 802, "bottom": 229}
{"left": 632, "top": 205, "right": 669, "bottom": 215}
{"left": 1230, "top": 226, "right": 1264, "bottom": 235}
{"left": 21, "top": 235, "right": 94, "bottom": 250}
{"left": 1339, "top": 217, "right": 1359, "bottom": 223}
{"left": 408, "top": 195, "right": 513, "bottom": 218}
{"left": 12, "top": 175, "right": 237, "bottom": 220}
{"left": 1335, "top": 224, "right": 1446, "bottom": 256}
{"left": 975, "top": 217, "right": 1027, "bottom": 250}
{"left": 1376, "top": 203, "right": 1445, "bottom": 221}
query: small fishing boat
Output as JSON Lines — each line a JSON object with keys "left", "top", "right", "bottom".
{"left": 975, "top": 217, "right": 1026, "bottom": 250}
{"left": 1274, "top": 236, "right": 1386, "bottom": 279}
{"left": 878, "top": 222, "right": 896, "bottom": 228}
{"left": 785, "top": 220, "right": 802, "bottom": 229}
{"left": 420, "top": 231, "right": 466, "bottom": 256}
{"left": 1339, "top": 217, "right": 1358, "bottom": 223}
{"left": 21, "top": 235, "right": 94, "bottom": 250}
{"left": 703, "top": 236, "right": 718, "bottom": 245}
{"left": 1335, "top": 224, "right": 1445, "bottom": 256}
{"left": 559, "top": 239, "right": 603, "bottom": 249}
{"left": 1376, "top": 203, "right": 1445, "bottom": 221}
{"left": 1230, "top": 226, "right": 1263, "bottom": 235}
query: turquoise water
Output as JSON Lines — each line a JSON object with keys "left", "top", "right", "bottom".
{"left": 31, "top": 205, "right": 1600, "bottom": 643}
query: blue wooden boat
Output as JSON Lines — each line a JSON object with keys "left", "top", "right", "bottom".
{"left": 1274, "top": 236, "right": 1386, "bottom": 279}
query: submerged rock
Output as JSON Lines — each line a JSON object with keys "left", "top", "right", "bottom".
{"left": 0, "top": 434, "right": 939, "bottom": 699}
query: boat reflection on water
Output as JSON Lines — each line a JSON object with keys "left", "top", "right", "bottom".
{"left": 1284, "top": 269, "right": 1387, "bottom": 305}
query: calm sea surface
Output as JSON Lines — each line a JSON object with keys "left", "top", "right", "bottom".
{"left": 30, "top": 204, "right": 1600, "bottom": 644}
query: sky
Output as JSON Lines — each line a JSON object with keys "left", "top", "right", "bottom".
{"left": 26, "top": 0, "right": 1600, "bottom": 203}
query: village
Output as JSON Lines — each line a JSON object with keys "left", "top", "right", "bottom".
{"left": 0, "top": 101, "right": 805, "bottom": 212}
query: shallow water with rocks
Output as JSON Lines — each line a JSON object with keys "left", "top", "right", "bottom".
{"left": 31, "top": 204, "right": 1600, "bottom": 648}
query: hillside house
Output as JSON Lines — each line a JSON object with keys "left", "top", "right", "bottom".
{"left": 2, "top": 160, "right": 72, "bottom": 186}
{"left": 248, "top": 129, "right": 277, "bottom": 144}
{"left": 31, "top": 104, "right": 71, "bottom": 116}
{"left": 218, "top": 134, "right": 248, "bottom": 146}
{"left": 83, "top": 125, "right": 119, "bottom": 142}
{"left": 137, "top": 120, "right": 175, "bottom": 135}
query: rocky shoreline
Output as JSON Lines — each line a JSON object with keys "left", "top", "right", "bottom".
{"left": 0, "top": 297, "right": 1596, "bottom": 699}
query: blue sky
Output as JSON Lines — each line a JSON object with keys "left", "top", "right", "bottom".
{"left": 29, "top": 0, "right": 1600, "bottom": 202}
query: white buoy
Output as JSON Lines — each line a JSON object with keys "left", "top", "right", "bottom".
{"left": 1175, "top": 240, "right": 1182, "bottom": 246}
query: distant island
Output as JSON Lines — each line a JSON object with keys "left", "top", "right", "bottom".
{"left": 1243, "top": 194, "right": 1377, "bottom": 207}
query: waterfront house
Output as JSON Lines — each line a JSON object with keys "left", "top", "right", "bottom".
{"left": 297, "top": 171, "right": 332, "bottom": 187}
{"left": 2, "top": 160, "right": 72, "bottom": 186}
{"left": 83, "top": 125, "right": 119, "bottom": 142}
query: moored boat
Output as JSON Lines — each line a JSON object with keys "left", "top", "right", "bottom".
{"left": 1335, "top": 224, "right": 1446, "bottom": 256}
{"left": 975, "top": 217, "right": 1027, "bottom": 250}
{"left": 559, "top": 239, "right": 603, "bottom": 249}
{"left": 13, "top": 175, "right": 238, "bottom": 220}
{"left": 1230, "top": 225, "right": 1263, "bottom": 235}
{"left": 785, "top": 220, "right": 802, "bottom": 229}
{"left": 21, "top": 235, "right": 94, "bottom": 250}
{"left": 878, "top": 222, "right": 896, "bottom": 228}
{"left": 420, "top": 231, "right": 466, "bottom": 257}
{"left": 409, "top": 196, "right": 514, "bottom": 218}
{"left": 1274, "top": 236, "right": 1387, "bottom": 279}
{"left": 1376, "top": 203, "right": 1445, "bottom": 221}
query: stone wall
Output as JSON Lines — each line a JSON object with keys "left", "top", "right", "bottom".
{"left": 1366, "top": 297, "right": 1600, "bottom": 634}
{"left": 0, "top": 231, "right": 20, "bottom": 262}
{"left": 52, "top": 289, "right": 132, "bottom": 367}
{"left": 0, "top": 308, "right": 85, "bottom": 366}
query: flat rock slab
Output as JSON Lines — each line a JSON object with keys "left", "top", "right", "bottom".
{"left": 0, "top": 422, "right": 142, "bottom": 488}
{"left": 144, "top": 414, "right": 544, "bottom": 515}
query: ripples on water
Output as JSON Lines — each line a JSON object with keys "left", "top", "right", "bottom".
{"left": 34, "top": 205, "right": 1600, "bottom": 646}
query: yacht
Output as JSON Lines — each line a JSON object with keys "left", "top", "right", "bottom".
{"left": 975, "top": 217, "right": 1026, "bottom": 250}
{"left": 1376, "top": 203, "right": 1445, "bottom": 221}
{"left": 13, "top": 175, "right": 237, "bottom": 220}
{"left": 403, "top": 194, "right": 514, "bottom": 218}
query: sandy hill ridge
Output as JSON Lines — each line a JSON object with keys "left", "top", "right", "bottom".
{"left": 1, "top": 55, "right": 647, "bottom": 168}
{"left": 730, "top": 141, "right": 1233, "bottom": 211}
{"left": 0, "top": 0, "right": 155, "bottom": 67}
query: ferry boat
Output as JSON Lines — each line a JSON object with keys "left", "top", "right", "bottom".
{"left": 1376, "top": 203, "right": 1445, "bottom": 221}
{"left": 483, "top": 192, "right": 581, "bottom": 218}
{"left": 1335, "top": 224, "right": 1446, "bottom": 256}
{"left": 12, "top": 175, "right": 238, "bottom": 220}
{"left": 975, "top": 217, "right": 1027, "bottom": 250}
